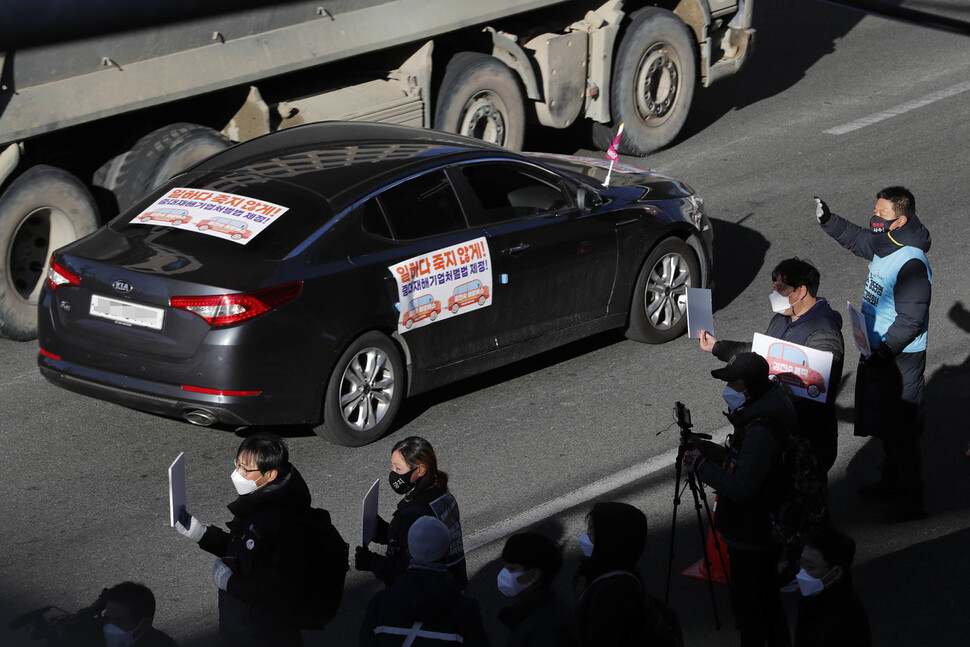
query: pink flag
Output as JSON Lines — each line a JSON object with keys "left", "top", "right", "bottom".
{"left": 606, "top": 126, "right": 624, "bottom": 161}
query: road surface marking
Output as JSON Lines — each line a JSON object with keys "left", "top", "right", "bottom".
{"left": 825, "top": 80, "right": 970, "bottom": 135}
{"left": 464, "top": 425, "right": 732, "bottom": 552}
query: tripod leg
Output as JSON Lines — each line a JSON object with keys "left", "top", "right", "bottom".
{"left": 688, "top": 472, "right": 722, "bottom": 630}
{"left": 665, "top": 457, "right": 688, "bottom": 602}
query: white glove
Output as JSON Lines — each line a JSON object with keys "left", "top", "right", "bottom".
{"left": 175, "top": 509, "right": 207, "bottom": 543}
{"left": 682, "top": 446, "right": 706, "bottom": 473}
{"left": 814, "top": 196, "right": 831, "bottom": 224}
{"left": 212, "top": 557, "right": 233, "bottom": 591}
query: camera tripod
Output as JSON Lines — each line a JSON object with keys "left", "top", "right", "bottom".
{"left": 664, "top": 401, "right": 729, "bottom": 630}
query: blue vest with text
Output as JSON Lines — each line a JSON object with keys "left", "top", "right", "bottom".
{"left": 862, "top": 247, "right": 931, "bottom": 352}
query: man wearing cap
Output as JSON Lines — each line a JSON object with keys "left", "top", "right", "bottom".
{"left": 360, "top": 516, "right": 488, "bottom": 646}
{"left": 682, "top": 352, "right": 795, "bottom": 647}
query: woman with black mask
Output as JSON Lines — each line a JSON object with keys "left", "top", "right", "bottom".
{"left": 355, "top": 436, "right": 468, "bottom": 588}
{"left": 575, "top": 501, "right": 681, "bottom": 647}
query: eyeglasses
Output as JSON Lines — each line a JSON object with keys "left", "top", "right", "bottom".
{"left": 234, "top": 458, "right": 261, "bottom": 474}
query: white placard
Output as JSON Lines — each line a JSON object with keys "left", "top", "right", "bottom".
{"left": 686, "top": 287, "right": 713, "bottom": 339}
{"left": 846, "top": 301, "right": 872, "bottom": 357}
{"left": 751, "top": 333, "right": 835, "bottom": 403}
{"left": 361, "top": 478, "right": 381, "bottom": 546}
{"left": 168, "top": 453, "right": 186, "bottom": 527}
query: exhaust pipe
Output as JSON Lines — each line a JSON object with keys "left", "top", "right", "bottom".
{"left": 184, "top": 409, "right": 218, "bottom": 426}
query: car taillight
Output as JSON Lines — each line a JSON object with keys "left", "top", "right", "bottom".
{"left": 46, "top": 257, "right": 80, "bottom": 292}
{"left": 170, "top": 281, "right": 302, "bottom": 327}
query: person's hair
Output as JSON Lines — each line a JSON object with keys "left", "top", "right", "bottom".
{"left": 578, "top": 501, "right": 648, "bottom": 584}
{"left": 392, "top": 436, "right": 448, "bottom": 490}
{"left": 771, "top": 257, "right": 821, "bottom": 297}
{"left": 502, "top": 532, "right": 563, "bottom": 583}
{"left": 237, "top": 432, "right": 290, "bottom": 475}
{"left": 805, "top": 526, "right": 856, "bottom": 570}
{"left": 104, "top": 582, "right": 155, "bottom": 623}
{"left": 877, "top": 186, "right": 916, "bottom": 218}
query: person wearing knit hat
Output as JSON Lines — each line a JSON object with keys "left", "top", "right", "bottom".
{"left": 360, "top": 516, "right": 487, "bottom": 646}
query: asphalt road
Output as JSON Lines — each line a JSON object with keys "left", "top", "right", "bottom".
{"left": 3, "top": 1, "right": 970, "bottom": 645}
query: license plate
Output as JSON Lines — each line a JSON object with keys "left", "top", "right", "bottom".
{"left": 89, "top": 294, "right": 165, "bottom": 330}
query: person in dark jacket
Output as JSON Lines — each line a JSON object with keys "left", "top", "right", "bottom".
{"left": 793, "top": 527, "right": 871, "bottom": 647}
{"left": 683, "top": 352, "right": 794, "bottom": 647}
{"left": 816, "top": 188, "right": 931, "bottom": 522}
{"left": 101, "top": 581, "right": 178, "bottom": 647}
{"left": 173, "top": 433, "right": 313, "bottom": 646}
{"left": 356, "top": 436, "right": 468, "bottom": 588}
{"left": 496, "top": 532, "right": 579, "bottom": 647}
{"left": 360, "top": 516, "right": 488, "bottom": 646}
{"left": 574, "top": 501, "right": 668, "bottom": 647}
{"left": 700, "top": 257, "right": 844, "bottom": 475}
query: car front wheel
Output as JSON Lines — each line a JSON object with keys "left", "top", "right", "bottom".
{"left": 316, "top": 331, "right": 405, "bottom": 446}
{"left": 627, "top": 237, "right": 699, "bottom": 343}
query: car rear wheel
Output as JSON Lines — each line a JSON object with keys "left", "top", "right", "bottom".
{"left": 0, "top": 165, "right": 99, "bottom": 341}
{"left": 627, "top": 237, "right": 699, "bottom": 343}
{"left": 807, "top": 385, "right": 820, "bottom": 398}
{"left": 316, "top": 331, "right": 405, "bottom": 446}
{"left": 451, "top": 304, "right": 460, "bottom": 314}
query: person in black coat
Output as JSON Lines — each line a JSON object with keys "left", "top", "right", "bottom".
{"left": 101, "top": 581, "right": 178, "bottom": 647}
{"left": 700, "top": 257, "right": 844, "bottom": 475}
{"left": 356, "top": 436, "right": 468, "bottom": 588}
{"left": 496, "top": 532, "right": 579, "bottom": 647}
{"left": 793, "top": 527, "right": 871, "bottom": 647}
{"left": 574, "top": 501, "right": 656, "bottom": 647}
{"left": 360, "top": 516, "right": 488, "bottom": 647}
{"left": 174, "top": 433, "right": 313, "bottom": 646}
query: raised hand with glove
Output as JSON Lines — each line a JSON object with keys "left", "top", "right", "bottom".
{"left": 814, "top": 196, "right": 831, "bottom": 225}
{"left": 175, "top": 509, "right": 207, "bottom": 543}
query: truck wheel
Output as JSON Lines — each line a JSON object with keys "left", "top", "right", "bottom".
{"left": 627, "top": 237, "right": 699, "bottom": 343}
{"left": 600, "top": 8, "right": 697, "bottom": 156}
{"left": 435, "top": 53, "right": 525, "bottom": 151}
{"left": 0, "top": 165, "right": 98, "bottom": 340}
{"left": 315, "top": 331, "right": 405, "bottom": 446}
{"left": 104, "top": 123, "right": 232, "bottom": 212}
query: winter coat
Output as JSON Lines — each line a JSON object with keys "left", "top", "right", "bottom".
{"left": 198, "top": 467, "right": 313, "bottom": 644}
{"left": 372, "top": 478, "right": 468, "bottom": 589}
{"left": 695, "top": 382, "right": 794, "bottom": 550}
{"left": 713, "top": 297, "right": 844, "bottom": 471}
{"left": 360, "top": 566, "right": 488, "bottom": 647}
{"left": 794, "top": 576, "right": 872, "bottom": 647}
{"left": 497, "top": 583, "right": 579, "bottom": 647}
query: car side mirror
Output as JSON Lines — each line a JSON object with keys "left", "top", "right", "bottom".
{"left": 577, "top": 187, "right": 602, "bottom": 212}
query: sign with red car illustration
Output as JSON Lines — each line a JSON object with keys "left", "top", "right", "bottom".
{"left": 751, "top": 333, "right": 834, "bottom": 403}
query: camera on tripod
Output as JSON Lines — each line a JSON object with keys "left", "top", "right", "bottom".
{"left": 673, "top": 401, "right": 710, "bottom": 444}
{"left": 8, "top": 590, "right": 106, "bottom": 646}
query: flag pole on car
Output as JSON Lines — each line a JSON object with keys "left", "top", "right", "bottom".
{"left": 602, "top": 123, "right": 624, "bottom": 188}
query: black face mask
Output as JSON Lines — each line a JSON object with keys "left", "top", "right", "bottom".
{"left": 870, "top": 215, "right": 893, "bottom": 234}
{"left": 388, "top": 467, "right": 417, "bottom": 494}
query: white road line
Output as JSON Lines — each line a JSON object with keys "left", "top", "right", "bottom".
{"left": 463, "top": 425, "right": 732, "bottom": 552}
{"left": 825, "top": 80, "right": 970, "bottom": 135}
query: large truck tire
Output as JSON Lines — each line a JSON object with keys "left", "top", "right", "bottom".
{"left": 101, "top": 123, "right": 233, "bottom": 213}
{"left": 0, "top": 165, "right": 98, "bottom": 340}
{"left": 434, "top": 52, "right": 526, "bottom": 151}
{"left": 594, "top": 8, "right": 697, "bottom": 156}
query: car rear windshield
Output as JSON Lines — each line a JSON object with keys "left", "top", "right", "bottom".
{"left": 109, "top": 171, "right": 335, "bottom": 260}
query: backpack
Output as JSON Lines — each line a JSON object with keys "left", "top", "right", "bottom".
{"left": 763, "top": 420, "right": 829, "bottom": 548}
{"left": 293, "top": 507, "right": 349, "bottom": 629}
{"left": 588, "top": 571, "right": 684, "bottom": 647}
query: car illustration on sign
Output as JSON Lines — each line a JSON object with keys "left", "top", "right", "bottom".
{"left": 448, "top": 280, "right": 489, "bottom": 313}
{"left": 766, "top": 342, "right": 827, "bottom": 397}
{"left": 401, "top": 294, "right": 441, "bottom": 329}
{"left": 38, "top": 121, "right": 713, "bottom": 447}
{"left": 138, "top": 208, "right": 191, "bottom": 225}
{"left": 197, "top": 217, "right": 252, "bottom": 240}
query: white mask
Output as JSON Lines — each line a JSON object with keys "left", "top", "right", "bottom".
{"left": 497, "top": 567, "right": 534, "bottom": 598}
{"left": 769, "top": 289, "right": 805, "bottom": 315}
{"left": 231, "top": 468, "right": 260, "bottom": 496}
{"left": 795, "top": 568, "right": 828, "bottom": 597}
{"left": 578, "top": 533, "right": 594, "bottom": 557}
{"left": 722, "top": 386, "right": 747, "bottom": 412}
{"left": 103, "top": 624, "right": 135, "bottom": 647}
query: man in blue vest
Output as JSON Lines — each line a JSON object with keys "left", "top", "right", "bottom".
{"left": 815, "top": 187, "right": 931, "bottom": 523}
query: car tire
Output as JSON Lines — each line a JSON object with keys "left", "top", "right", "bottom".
{"left": 0, "top": 165, "right": 98, "bottom": 341}
{"left": 451, "top": 303, "right": 460, "bottom": 314}
{"left": 429, "top": 310, "right": 438, "bottom": 321}
{"left": 231, "top": 233, "right": 242, "bottom": 240}
{"left": 405, "top": 318, "right": 413, "bottom": 329}
{"left": 198, "top": 225, "right": 210, "bottom": 231}
{"left": 434, "top": 52, "right": 526, "bottom": 151}
{"left": 173, "top": 220, "right": 183, "bottom": 225}
{"left": 477, "top": 295, "right": 486, "bottom": 306}
{"left": 99, "top": 123, "right": 232, "bottom": 212}
{"left": 595, "top": 8, "right": 697, "bottom": 156}
{"left": 627, "top": 237, "right": 699, "bottom": 343}
{"left": 807, "top": 385, "right": 820, "bottom": 398}
{"left": 316, "top": 331, "right": 405, "bottom": 446}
